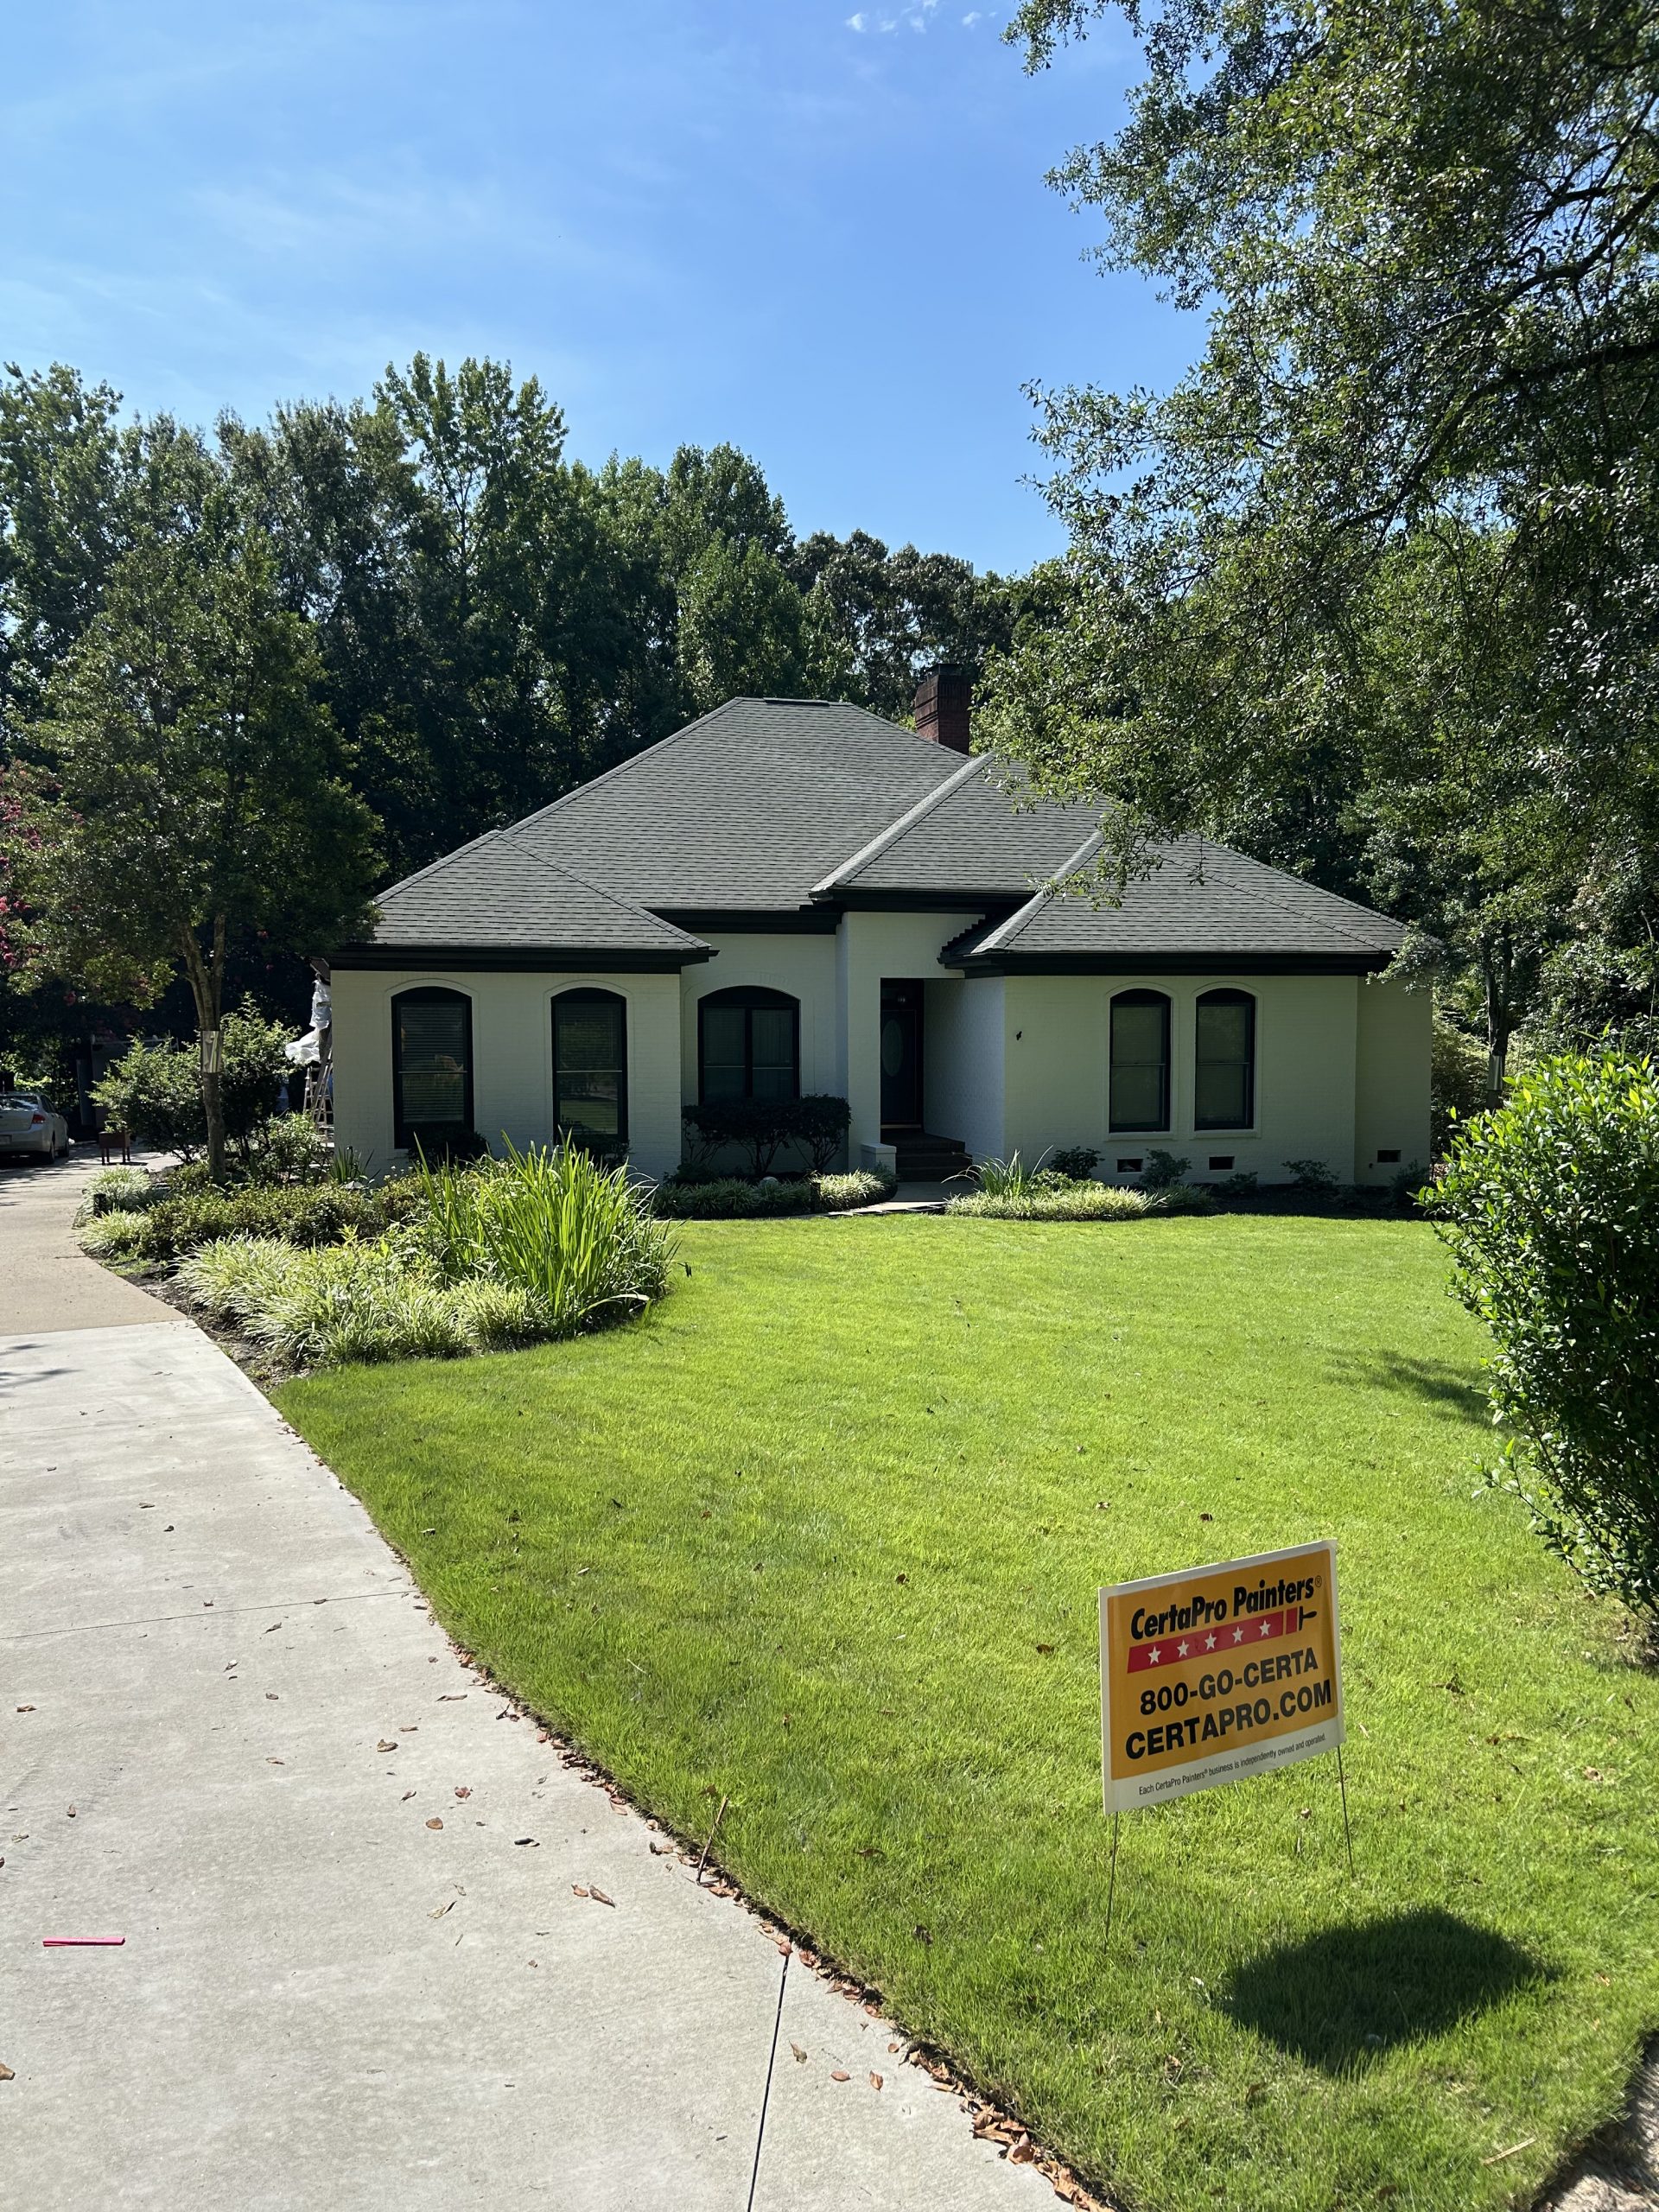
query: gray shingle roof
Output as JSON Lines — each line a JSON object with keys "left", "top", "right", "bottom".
{"left": 497, "top": 697, "right": 964, "bottom": 912}
{"left": 951, "top": 835, "right": 1406, "bottom": 965}
{"left": 370, "top": 832, "right": 708, "bottom": 955}
{"left": 354, "top": 696, "right": 1408, "bottom": 969}
{"left": 813, "top": 755, "right": 1098, "bottom": 896}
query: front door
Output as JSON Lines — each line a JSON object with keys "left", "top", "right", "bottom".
{"left": 880, "top": 981, "right": 924, "bottom": 1129}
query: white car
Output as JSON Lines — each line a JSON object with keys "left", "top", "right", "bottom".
{"left": 0, "top": 1092, "right": 71, "bottom": 1160}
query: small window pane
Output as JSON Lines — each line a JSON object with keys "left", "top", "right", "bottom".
{"left": 1195, "top": 991, "right": 1255, "bottom": 1130}
{"left": 702, "top": 1004, "right": 747, "bottom": 1098}
{"left": 1195, "top": 1062, "right": 1248, "bottom": 1128}
{"left": 1110, "top": 994, "right": 1169, "bottom": 1132}
{"left": 556, "top": 997, "right": 625, "bottom": 1141}
{"left": 750, "top": 1007, "right": 795, "bottom": 1098}
{"left": 398, "top": 1000, "right": 468, "bottom": 1127}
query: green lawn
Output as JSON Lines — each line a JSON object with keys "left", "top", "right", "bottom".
{"left": 278, "top": 1216, "right": 1658, "bottom": 2212}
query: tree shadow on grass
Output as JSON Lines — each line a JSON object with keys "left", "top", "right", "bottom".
{"left": 1219, "top": 1908, "right": 1550, "bottom": 2071}
{"left": 1331, "top": 1352, "right": 1489, "bottom": 1423}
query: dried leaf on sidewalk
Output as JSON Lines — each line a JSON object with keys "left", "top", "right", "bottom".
{"left": 870, "top": 2073, "right": 883, "bottom": 2090}
{"left": 588, "top": 1885, "right": 614, "bottom": 1904}
{"left": 425, "top": 1818, "right": 443, "bottom": 1831}
{"left": 0, "top": 2063, "right": 13, "bottom": 2082}
{"left": 790, "top": 2043, "right": 807, "bottom": 2064}
{"left": 376, "top": 1740, "right": 398, "bottom": 1753}
{"left": 830, "top": 2070, "right": 850, "bottom": 2083}
{"left": 429, "top": 1900, "right": 454, "bottom": 1919}
{"left": 454, "top": 1786, "right": 472, "bottom": 1799}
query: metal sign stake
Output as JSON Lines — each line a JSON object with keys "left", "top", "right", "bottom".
{"left": 1336, "top": 1741, "right": 1356, "bottom": 1880}
{"left": 1104, "top": 1811, "right": 1122, "bottom": 1943}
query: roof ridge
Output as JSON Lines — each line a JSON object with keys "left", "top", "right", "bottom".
{"left": 491, "top": 826, "right": 708, "bottom": 948}
{"left": 1188, "top": 838, "right": 1397, "bottom": 950}
{"left": 812, "top": 749, "right": 985, "bottom": 892}
{"left": 971, "top": 827, "right": 1106, "bottom": 954}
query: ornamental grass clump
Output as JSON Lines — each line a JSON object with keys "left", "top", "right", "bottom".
{"left": 948, "top": 1181, "right": 1160, "bottom": 1221}
{"left": 1433, "top": 1051, "right": 1659, "bottom": 1618}
{"left": 412, "top": 1139, "right": 673, "bottom": 1332}
{"left": 177, "top": 1236, "right": 542, "bottom": 1369}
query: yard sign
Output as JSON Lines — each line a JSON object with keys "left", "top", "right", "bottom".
{"left": 1099, "top": 1541, "right": 1344, "bottom": 1815}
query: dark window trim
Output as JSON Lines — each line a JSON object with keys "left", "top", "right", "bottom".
{"left": 552, "top": 986, "right": 629, "bottom": 1149}
{"left": 696, "top": 986, "right": 801, "bottom": 1105}
{"left": 1194, "top": 987, "right": 1256, "bottom": 1132}
{"left": 1109, "top": 988, "right": 1172, "bottom": 1134}
{"left": 391, "top": 985, "right": 474, "bottom": 1150}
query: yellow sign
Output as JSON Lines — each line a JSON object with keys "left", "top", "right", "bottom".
{"left": 1099, "top": 1541, "right": 1344, "bottom": 1815}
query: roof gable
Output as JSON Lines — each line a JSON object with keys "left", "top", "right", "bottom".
{"left": 954, "top": 835, "right": 1405, "bottom": 968}
{"left": 500, "top": 697, "right": 963, "bottom": 912}
{"left": 813, "top": 755, "right": 1097, "bottom": 898}
{"left": 369, "top": 832, "right": 707, "bottom": 957}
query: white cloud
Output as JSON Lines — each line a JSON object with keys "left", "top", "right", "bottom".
{"left": 846, "top": 9, "right": 867, "bottom": 23}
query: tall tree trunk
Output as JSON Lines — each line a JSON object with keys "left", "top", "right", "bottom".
{"left": 180, "top": 918, "right": 228, "bottom": 1180}
{"left": 1479, "top": 931, "right": 1516, "bottom": 1105}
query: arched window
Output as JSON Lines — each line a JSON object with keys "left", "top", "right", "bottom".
{"left": 553, "top": 988, "right": 628, "bottom": 1148}
{"left": 698, "top": 987, "right": 800, "bottom": 1104}
{"left": 1109, "top": 989, "right": 1171, "bottom": 1133}
{"left": 392, "top": 987, "right": 473, "bottom": 1149}
{"left": 1195, "top": 988, "right": 1255, "bottom": 1130}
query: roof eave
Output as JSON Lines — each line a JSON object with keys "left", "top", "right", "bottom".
{"left": 950, "top": 949, "right": 1399, "bottom": 977}
{"left": 331, "top": 942, "right": 715, "bottom": 973}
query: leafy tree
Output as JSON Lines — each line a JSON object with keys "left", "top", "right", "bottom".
{"left": 91, "top": 1001, "right": 290, "bottom": 1160}
{"left": 1434, "top": 1052, "right": 1659, "bottom": 1618}
{"left": 8, "top": 510, "right": 378, "bottom": 1176}
{"left": 989, "top": 0, "right": 1659, "bottom": 1058}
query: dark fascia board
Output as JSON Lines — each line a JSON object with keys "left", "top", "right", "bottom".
{"left": 652, "top": 906, "right": 840, "bottom": 936}
{"left": 812, "top": 887, "right": 1028, "bottom": 915}
{"left": 948, "top": 950, "right": 1395, "bottom": 977}
{"left": 331, "top": 944, "right": 713, "bottom": 973}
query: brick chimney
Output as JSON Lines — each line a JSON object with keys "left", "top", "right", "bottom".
{"left": 913, "top": 664, "right": 971, "bottom": 753}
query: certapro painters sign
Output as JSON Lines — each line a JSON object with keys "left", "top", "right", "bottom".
{"left": 1099, "top": 1541, "right": 1344, "bottom": 1815}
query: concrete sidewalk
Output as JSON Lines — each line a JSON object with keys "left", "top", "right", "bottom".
{"left": 0, "top": 1306, "right": 1053, "bottom": 2206}
{"left": 0, "top": 1152, "right": 174, "bottom": 1333}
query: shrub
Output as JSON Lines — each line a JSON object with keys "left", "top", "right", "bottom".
{"left": 963, "top": 1152, "right": 1050, "bottom": 1201}
{"left": 79, "top": 1166, "right": 160, "bottom": 1218}
{"left": 411, "top": 1140, "right": 674, "bottom": 1332}
{"left": 77, "top": 1208, "right": 152, "bottom": 1260}
{"left": 1158, "top": 1183, "right": 1220, "bottom": 1215}
{"left": 177, "top": 1233, "right": 596, "bottom": 1371}
{"left": 682, "top": 1095, "right": 851, "bottom": 1176}
{"left": 83, "top": 1182, "right": 387, "bottom": 1265}
{"left": 948, "top": 1184, "right": 1158, "bottom": 1221}
{"left": 652, "top": 1175, "right": 813, "bottom": 1219}
{"left": 1433, "top": 1052, "right": 1659, "bottom": 1616}
{"left": 650, "top": 1168, "right": 893, "bottom": 1219}
{"left": 1216, "top": 1170, "right": 1260, "bottom": 1198}
{"left": 1284, "top": 1157, "right": 1340, "bottom": 1196}
{"left": 1141, "top": 1149, "right": 1192, "bottom": 1191}
{"left": 243, "top": 1115, "right": 334, "bottom": 1185}
{"left": 407, "top": 1125, "right": 493, "bottom": 1165}
{"left": 1048, "top": 1146, "right": 1100, "bottom": 1181}
{"left": 90, "top": 1003, "right": 290, "bottom": 1159}
{"left": 811, "top": 1169, "right": 894, "bottom": 1211}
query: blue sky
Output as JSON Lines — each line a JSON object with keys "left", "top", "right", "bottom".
{"left": 3, "top": 1, "right": 1192, "bottom": 573}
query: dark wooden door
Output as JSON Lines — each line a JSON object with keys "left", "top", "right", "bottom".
{"left": 880, "top": 981, "right": 924, "bottom": 1128}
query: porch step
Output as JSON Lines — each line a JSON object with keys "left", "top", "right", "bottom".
{"left": 890, "top": 1132, "right": 970, "bottom": 1181}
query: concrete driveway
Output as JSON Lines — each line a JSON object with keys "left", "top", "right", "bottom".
{"left": 0, "top": 1159, "right": 1059, "bottom": 2210}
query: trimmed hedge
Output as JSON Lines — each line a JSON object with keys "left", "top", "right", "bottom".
{"left": 651, "top": 1169, "right": 893, "bottom": 1219}
{"left": 79, "top": 1181, "right": 395, "bottom": 1265}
